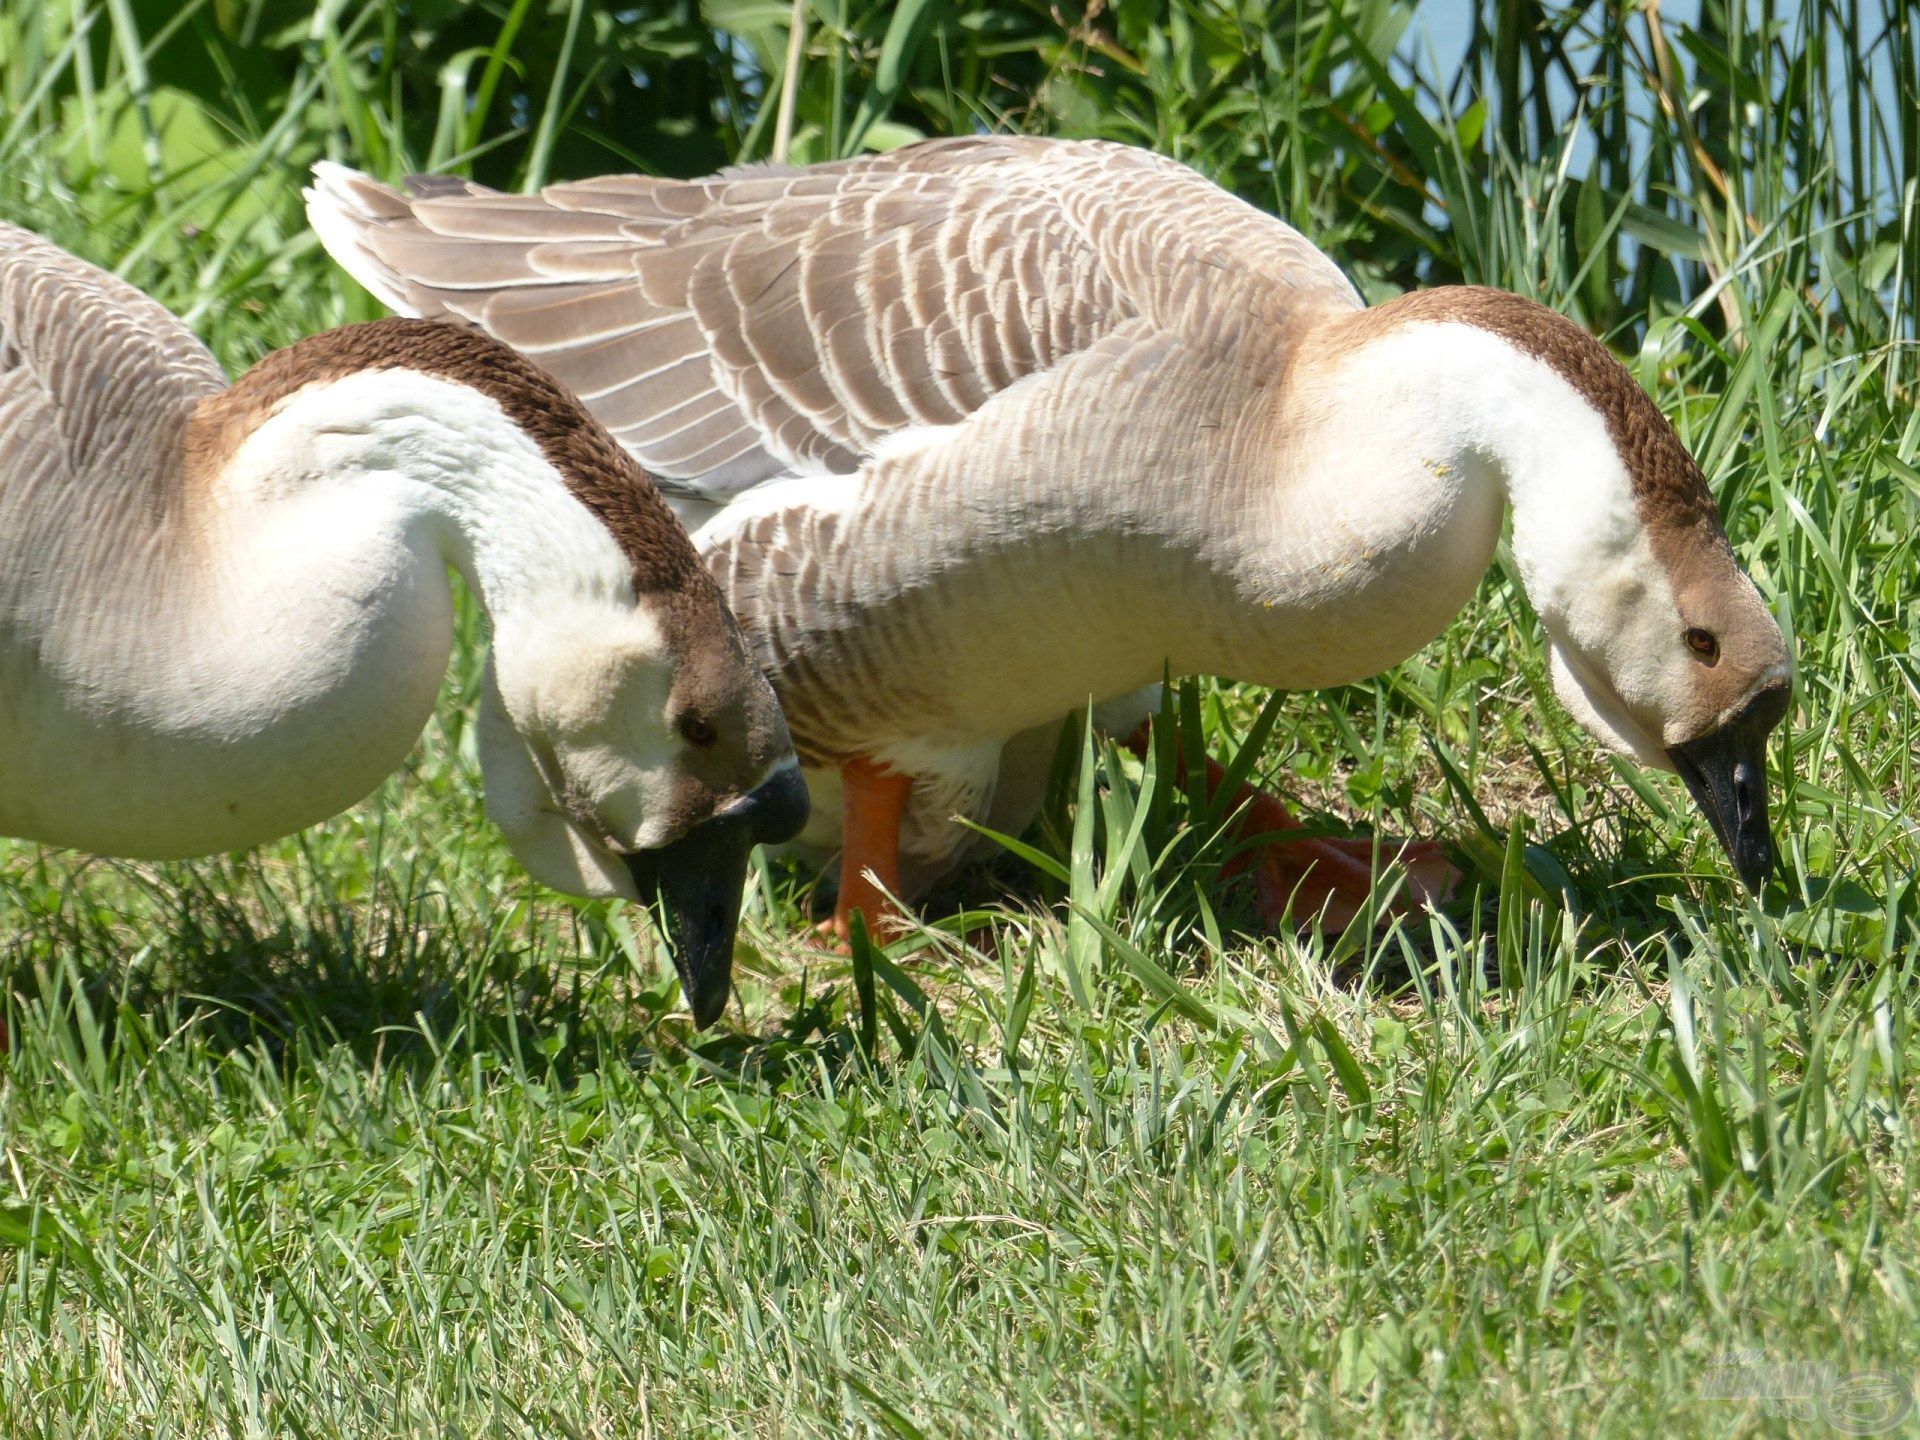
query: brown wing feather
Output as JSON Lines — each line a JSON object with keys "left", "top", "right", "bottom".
{"left": 306, "top": 138, "right": 1360, "bottom": 510}
{"left": 0, "top": 223, "right": 227, "bottom": 506}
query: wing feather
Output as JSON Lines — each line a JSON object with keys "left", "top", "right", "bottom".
{"left": 306, "top": 137, "right": 1361, "bottom": 505}
{"left": 0, "top": 223, "right": 226, "bottom": 508}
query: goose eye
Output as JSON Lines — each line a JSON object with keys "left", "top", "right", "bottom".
{"left": 1684, "top": 628, "right": 1720, "bottom": 663}
{"left": 679, "top": 714, "right": 718, "bottom": 749}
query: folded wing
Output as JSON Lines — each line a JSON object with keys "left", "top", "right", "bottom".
{"left": 0, "top": 224, "right": 227, "bottom": 502}
{"left": 306, "top": 137, "right": 1361, "bottom": 515}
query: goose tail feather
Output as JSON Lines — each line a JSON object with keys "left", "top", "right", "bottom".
{"left": 303, "top": 162, "right": 434, "bottom": 319}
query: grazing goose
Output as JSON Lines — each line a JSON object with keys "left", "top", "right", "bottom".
{"left": 308, "top": 136, "right": 1791, "bottom": 941}
{"left": 0, "top": 222, "right": 808, "bottom": 1027}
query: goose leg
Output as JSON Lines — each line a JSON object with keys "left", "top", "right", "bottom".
{"left": 822, "top": 756, "right": 914, "bottom": 946}
{"left": 1124, "top": 722, "right": 1457, "bottom": 930}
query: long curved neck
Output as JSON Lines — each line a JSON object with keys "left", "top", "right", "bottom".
{"left": 195, "top": 366, "right": 638, "bottom": 619}
{"left": 0, "top": 367, "right": 633, "bottom": 859}
{"left": 1295, "top": 294, "right": 1659, "bottom": 632}
{"left": 1275, "top": 305, "right": 1642, "bottom": 643}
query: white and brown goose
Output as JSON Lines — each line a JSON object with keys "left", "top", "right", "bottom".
{"left": 0, "top": 222, "right": 808, "bottom": 1024}
{"left": 309, "top": 135, "right": 1791, "bottom": 939}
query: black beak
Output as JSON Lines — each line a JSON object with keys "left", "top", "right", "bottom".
{"left": 1666, "top": 682, "right": 1790, "bottom": 894}
{"left": 622, "top": 765, "right": 810, "bottom": 1028}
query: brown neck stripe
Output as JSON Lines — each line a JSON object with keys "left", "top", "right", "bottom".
{"left": 1336, "top": 286, "right": 1724, "bottom": 536}
{"left": 190, "top": 316, "right": 704, "bottom": 597}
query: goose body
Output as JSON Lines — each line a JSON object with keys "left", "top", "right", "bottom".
{"left": 310, "top": 137, "right": 1791, "bottom": 922}
{"left": 0, "top": 223, "right": 806, "bottom": 1023}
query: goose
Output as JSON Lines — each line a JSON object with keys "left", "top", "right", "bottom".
{"left": 307, "top": 135, "right": 1792, "bottom": 942}
{"left": 0, "top": 221, "right": 809, "bottom": 1029}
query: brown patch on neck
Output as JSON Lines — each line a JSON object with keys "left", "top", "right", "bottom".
{"left": 1326, "top": 286, "right": 1785, "bottom": 745}
{"left": 1328, "top": 286, "right": 1723, "bottom": 537}
{"left": 187, "top": 316, "right": 703, "bottom": 598}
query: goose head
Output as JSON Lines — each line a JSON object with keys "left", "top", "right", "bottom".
{"left": 483, "top": 577, "right": 806, "bottom": 1025}
{"left": 245, "top": 318, "right": 811, "bottom": 1025}
{"left": 1537, "top": 527, "right": 1790, "bottom": 890}
{"left": 1395, "top": 289, "right": 1793, "bottom": 890}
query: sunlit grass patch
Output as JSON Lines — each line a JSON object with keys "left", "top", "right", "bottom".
{"left": 0, "top": 0, "right": 1916, "bottom": 1434}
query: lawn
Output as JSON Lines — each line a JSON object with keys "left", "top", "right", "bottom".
{"left": 0, "top": 1, "right": 1916, "bottom": 1435}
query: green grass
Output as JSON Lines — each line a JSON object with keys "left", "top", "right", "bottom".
{"left": 1, "top": 1, "right": 1918, "bottom": 1434}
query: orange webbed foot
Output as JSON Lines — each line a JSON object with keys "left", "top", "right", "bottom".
{"left": 1126, "top": 719, "right": 1458, "bottom": 933}
{"left": 808, "top": 891, "right": 912, "bottom": 955}
{"left": 1248, "top": 833, "right": 1458, "bottom": 931}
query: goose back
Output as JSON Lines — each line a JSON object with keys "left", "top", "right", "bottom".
{"left": 309, "top": 137, "right": 1362, "bottom": 517}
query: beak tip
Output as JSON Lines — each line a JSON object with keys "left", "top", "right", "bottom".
{"left": 688, "top": 983, "right": 731, "bottom": 1030}
{"left": 624, "top": 834, "right": 751, "bottom": 1036}
{"left": 668, "top": 933, "right": 740, "bottom": 1031}
{"left": 1667, "top": 687, "right": 1786, "bottom": 903}
{"left": 668, "top": 922, "right": 743, "bottom": 1032}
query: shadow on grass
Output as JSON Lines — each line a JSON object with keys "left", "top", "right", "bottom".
{"left": 0, "top": 851, "right": 892, "bottom": 1103}
{"left": 0, "top": 860, "right": 610, "bottom": 1070}
{"left": 0, "top": 793, "right": 1870, "bottom": 1104}
{"left": 898, "top": 786, "right": 1812, "bottom": 998}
